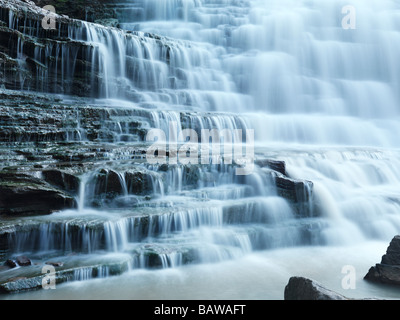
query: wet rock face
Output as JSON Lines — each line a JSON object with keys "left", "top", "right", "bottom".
{"left": 0, "top": 256, "right": 132, "bottom": 294}
{"left": 365, "top": 235, "right": 400, "bottom": 286}
{"left": 125, "top": 170, "right": 153, "bottom": 196}
{"left": 0, "top": 0, "right": 189, "bottom": 99}
{"left": 32, "top": 0, "right": 116, "bottom": 23}
{"left": 0, "top": 0, "right": 111, "bottom": 96}
{"left": 0, "top": 0, "right": 94, "bottom": 96}
{"left": 42, "top": 169, "right": 80, "bottom": 195}
{"left": 93, "top": 169, "right": 125, "bottom": 197}
{"left": 90, "top": 168, "right": 153, "bottom": 198}
{"left": 254, "top": 159, "right": 286, "bottom": 176}
{"left": 0, "top": 90, "right": 152, "bottom": 143}
{"left": 0, "top": 172, "right": 76, "bottom": 216}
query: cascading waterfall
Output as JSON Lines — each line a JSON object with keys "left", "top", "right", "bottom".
{"left": 2, "top": 0, "right": 400, "bottom": 299}
{"left": 8, "top": 0, "right": 400, "bottom": 145}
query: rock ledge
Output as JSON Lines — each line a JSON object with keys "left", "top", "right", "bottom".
{"left": 364, "top": 235, "right": 400, "bottom": 286}
{"left": 284, "top": 276, "right": 349, "bottom": 300}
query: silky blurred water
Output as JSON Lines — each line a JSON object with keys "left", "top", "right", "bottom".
{"left": 2, "top": 241, "right": 398, "bottom": 300}
{"left": 3, "top": 0, "right": 400, "bottom": 300}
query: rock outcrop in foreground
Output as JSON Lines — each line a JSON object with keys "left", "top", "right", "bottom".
{"left": 284, "top": 276, "right": 349, "bottom": 300}
{"left": 286, "top": 236, "right": 400, "bottom": 299}
{"left": 364, "top": 235, "right": 400, "bottom": 286}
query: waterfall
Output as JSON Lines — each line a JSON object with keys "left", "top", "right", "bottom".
{"left": 88, "top": 0, "right": 400, "bottom": 248}
{"left": 2, "top": 0, "right": 400, "bottom": 299}
{"left": 5, "top": 0, "right": 400, "bottom": 145}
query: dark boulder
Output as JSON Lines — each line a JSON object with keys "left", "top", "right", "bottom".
{"left": 0, "top": 172, "right": 76, "bottom": 216}
{"left": 284, "top": 276, "right": 348, "bottom": 300}
{"left": 16, "top": 255, "right": 31, "bottom": 266}
{"left": 365, "top": 235, "right": 400, "bottom": 286}
{"left": 4, "top": 259, "right": 17, "bottom": 268}
{"left": 3, "top": 256, "right": 31, "bottom": 268}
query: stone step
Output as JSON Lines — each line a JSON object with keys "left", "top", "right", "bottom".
{"left": 0, "top": 252, "right": 132, "bottom": 293}
{"left": 0, "top": 197, "right": 326, "bottom": 258}
{"left": 0, "top": 214, "right": 327, "bottom": 294}
{"left": 178, "top": 184, "right": 253, "bottom": 200}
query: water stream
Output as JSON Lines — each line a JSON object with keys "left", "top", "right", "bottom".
{"left": 1, "top": 0, "right": 400, "bottom": 299}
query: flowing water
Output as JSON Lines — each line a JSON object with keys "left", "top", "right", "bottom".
{"left": 2, "top": 0, "right": 400, "bottom": 299}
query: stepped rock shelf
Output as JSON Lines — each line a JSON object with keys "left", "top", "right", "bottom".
{"left": 0, "top": 0, "right": 317, "bottom": 291}
{"left": 0, "top": 90, "right": 318, "bottom": 292}
{"left": 1, "top": 0, "right": 400, "bottom": 299}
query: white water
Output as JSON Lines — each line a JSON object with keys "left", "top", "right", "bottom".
{"left": 3, "top": 0, "right": 400, "bottom": 300}
{"left": 3, "top": 241, "right": 400, "bottom": 300}
{"left": 107, "top": 0, "right": 400, "bottom": 244}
